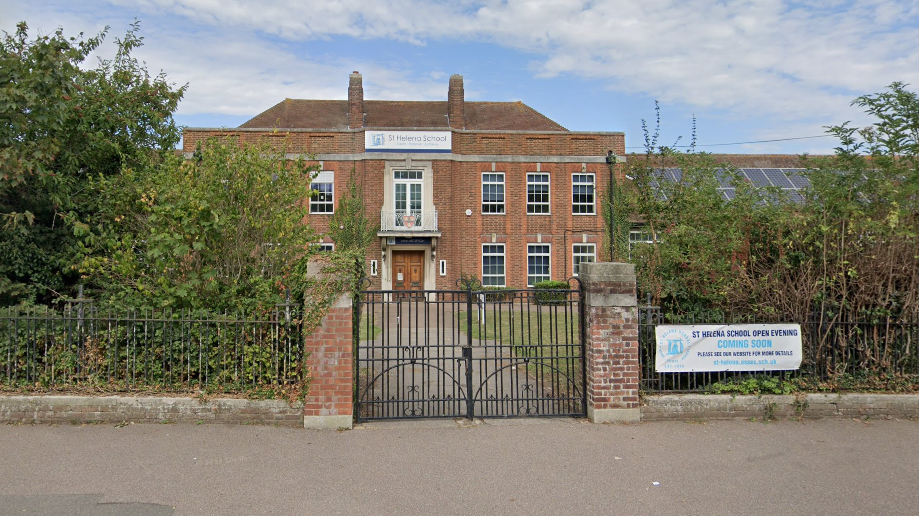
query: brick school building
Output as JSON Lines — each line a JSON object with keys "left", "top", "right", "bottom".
{"left": 183, "top": 72, "right": 624, "bottom": 291}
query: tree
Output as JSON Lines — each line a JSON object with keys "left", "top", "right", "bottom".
{"left": 83, "top": 137, "right": 319, "bottom": 311}
{"left": 0, "top": 21, "right": 185, "bottom": 305}
{"left": 626, "top": 150, "right": 784, "bottom": 316}
{"left": 789, "top": 83, "right": 919, "bottom": 322}
{"left": 620, "top": 105, "right": 795, "bottom": 317}
{"left": 624, "top": 85, "right": 919, "bottom": 325}
{"left": 328, "top": 168, "right": 377, "bottom": 285}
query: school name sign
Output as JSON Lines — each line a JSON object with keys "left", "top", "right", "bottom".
{"left": 655, "top": 324, "right": 803, "bottom": 372}
{"left": 365, "top": 131, "right": 452, "bottom": 152}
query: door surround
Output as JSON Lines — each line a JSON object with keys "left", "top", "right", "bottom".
{"left": 382, "top": 246, "right": 435, "bottom": 291}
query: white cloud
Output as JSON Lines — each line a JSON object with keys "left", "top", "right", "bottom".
{"left": 143, "top": 33, "right": 453, "bottom": 115}
{"left": 0, "top": 4, "right": 454, "bottom": 116}
{"left": 95, "top": 0, "right": 919, "bottom": 124}
{"left": 5, "top": 0, "right": 918, "bottom": 140}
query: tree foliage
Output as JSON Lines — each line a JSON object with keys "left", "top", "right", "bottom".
{"left": 0, "top": 21, "right": 185, "bottom": 305}
{"left": 328, "top": 168, "right": 377, "bottom": 286}
{"left": 625, "top": 84, "right": 919, "bottom": 325}
{"left": 770, "top": 83, "right": 919, "bottom": 323}
{"left": 626, "top": 149, "right": 785, "bottom": 317}
{"left": 83, "top": 137, "right": 319, "bottom": 311}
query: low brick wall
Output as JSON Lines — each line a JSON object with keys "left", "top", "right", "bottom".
{"left": 0, "top": 396, "right": 304, "bottom": 427}
{"left": 642, "top": 393, "right": 919, "bottom": 421}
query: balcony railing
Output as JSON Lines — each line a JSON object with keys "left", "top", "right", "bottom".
{"left": 380, "top": 210, "right": 439, "bottom": 232}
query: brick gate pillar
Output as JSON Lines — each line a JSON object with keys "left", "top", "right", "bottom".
{"left": 302, "top": 294, "right": 354, "bottom": 430}
{"left": 580, "top": 262, "right": 640, "bottom": 423}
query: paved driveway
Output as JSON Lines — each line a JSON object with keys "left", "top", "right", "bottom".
{"left": 1, "top": 417, "right": 918, "bottom": 515}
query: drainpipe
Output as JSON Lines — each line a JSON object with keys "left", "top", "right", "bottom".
{"left": 606, "top": 150, "right": 617, "bottom": 261}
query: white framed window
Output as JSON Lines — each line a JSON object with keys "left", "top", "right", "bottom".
{"left": 394, "top": 170, "right": 423, "bottom": 180}
{"left": 629, "top": 229, "right": 654, "bottom": 259}
{"left": 309, "top": 171, "right": 334, "bottom": 214}
{"left": 313, "top": 242, "right": 335, "bottom": 252}
{"left": 482, "top": 173, "right": 505, "bottom": 214}
{"left": 527, "top": 173, "right": 550, "bottom": 214}
{"left": 572, "top": 173, "right": 595, "bottom": 214}
{"left": 482, "top": 244, "right": 506, "bottom": 287}
{"left": 572, "top": 243, "right": 596, "bottom": 276}
{"left": 527, "top": 244, "right": 551, "bottom": 286}
{"left": 394, "top": 169, "right": 423, "bottom": 227}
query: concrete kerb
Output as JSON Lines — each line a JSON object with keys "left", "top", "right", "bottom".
{"left": 641, "top": 393, "right": 919, "bottom": 421}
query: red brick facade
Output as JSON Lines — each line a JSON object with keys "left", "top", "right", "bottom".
{"left": 183, "top": 72, "right": 625, "bottom": 291}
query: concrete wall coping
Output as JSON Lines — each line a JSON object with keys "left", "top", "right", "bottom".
{"left": 0, "top": 395, "right": 304, "bottom": 427}
{"left": 5, "top": 393, "right": 918, "bottom": 426}
{"left": 586, "top": 293, "right": 637, "bottom": 307}
{"left": 580, "top": 262, "right": 636, "bottom": 283}
{"left": 642, "top": 393, "right": 919, "bottom": 421}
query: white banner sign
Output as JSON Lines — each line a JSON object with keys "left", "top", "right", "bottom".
{"left": 365, "top": 131, "right": 452, "bottom": 152}
{"left": 655, "top": 324, "right": 802, "bottom": 372}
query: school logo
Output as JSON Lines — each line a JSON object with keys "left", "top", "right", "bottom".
{"left": 370, "top": 133, "right": 385, "bottom": 147}
{"left": 657, "top": 328, "right": 691, "bottom": 364}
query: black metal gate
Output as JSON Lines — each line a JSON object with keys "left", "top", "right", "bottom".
{"left": 355, "top": 280, "right": 585, "bottom": 421}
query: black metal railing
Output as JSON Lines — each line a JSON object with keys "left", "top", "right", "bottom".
{"left": 355, "top": 283, "right": 584, "bottom": 421}
{"left": 1, "top": 303, "right": 304, "bottom": 391}
{"left": 638, "top": 306, "right": 919, "bottom": 393}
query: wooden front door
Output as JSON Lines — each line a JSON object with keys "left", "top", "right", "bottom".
{"left": 392, "top": 250, "right": 425, "bottom": 291}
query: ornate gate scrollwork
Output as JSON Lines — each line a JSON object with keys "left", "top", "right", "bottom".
{"left": 355, "top": 282, "right": 585, "bottom": 421}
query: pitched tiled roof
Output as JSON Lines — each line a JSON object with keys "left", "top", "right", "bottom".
{"left": 239, "top": 99, "right": 567, "bottom": 131}
{"left": 466, "top": 102, "right": 567, "bottom": 131}
{"left": 240, "top": 99, "right": 350, "bottom": 130}
{"left": 363, "top": 101, "right": 449, "bottom": 128}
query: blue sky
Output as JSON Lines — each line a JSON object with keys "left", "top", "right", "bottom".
{"left": 4, "top": 0, "right": 919, "bottom": 155}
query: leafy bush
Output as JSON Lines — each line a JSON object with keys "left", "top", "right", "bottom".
{"left": 0, "top": 305, "right": 305, "bottom": 396}
{"left": 626, "top": 84, "right": 919, "bottom": 328}
{"left": 480, "top": 286, "right": 516, "bottom": 303}
{"left": 534, "top": 280, "right": 571, "bottom": 306}
{"left": 1, "top": 22, "right": 186, "bottom": 306}
{"left": 83, "top": 137, "right": 319, "bottom": 312}
{"left": 627, "top": 85, "right": 919, "bottom": 382}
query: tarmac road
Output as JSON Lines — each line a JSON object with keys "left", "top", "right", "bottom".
{"left": 1, "top": 417, "right": 918, "bottom": 515}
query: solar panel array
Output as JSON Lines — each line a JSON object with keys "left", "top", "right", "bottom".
{"left": 657, "top": 168, "right": 809, "bottom": 203}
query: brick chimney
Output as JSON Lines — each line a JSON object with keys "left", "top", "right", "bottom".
{"left": 348, "top": 71, "right": 363, "bottom": 129}
{"left": 448, "top": 74, "right": 465, "bottom": 129}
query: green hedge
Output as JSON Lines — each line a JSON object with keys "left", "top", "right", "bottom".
{"left": 0, "top": 306, "right": 305, "bottom": 393}
{"left": 534, "top": 280, "right": 571, "bottom": 305}
{"left": 479, "top": 286, "right": 516, "bottom": 303}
